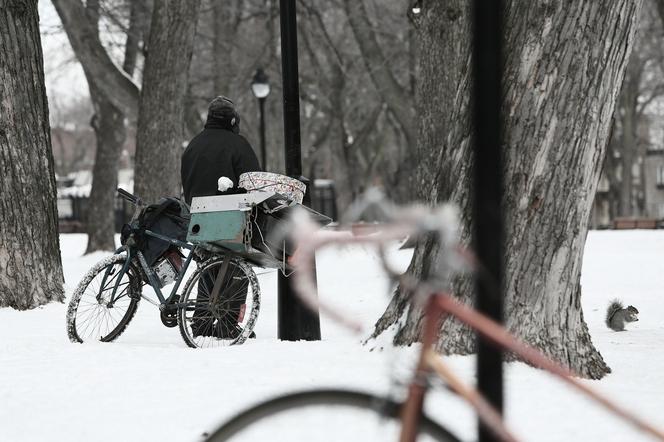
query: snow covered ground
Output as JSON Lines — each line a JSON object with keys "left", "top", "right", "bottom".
{"left": 1, "top": 231, "right": 663, "bottom": 441}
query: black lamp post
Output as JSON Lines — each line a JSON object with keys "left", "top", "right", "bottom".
{"left": 251, "top": 68, "right": 270, "bottom": 170}
{"left": 472, "top": 1, "right": 504, "bottom": 441}
{"left": 277, "top": 0, "right": 321, "bottom": 341}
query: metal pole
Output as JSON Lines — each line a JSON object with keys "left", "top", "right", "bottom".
{"left": 472, "top": 1, "right": 504, "bottom": 441}
{"left": 259, "top": 97, "right": 267, "bottom": 169}
{"left": 280, "top": 0, "right": 301, "bottom": 178}
{"left": 278, "top": 0, "right": 321, "bottom": 341}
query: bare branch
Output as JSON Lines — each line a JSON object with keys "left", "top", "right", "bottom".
{"left": 52, "top": 0, "right": 140, "bottom": 119}
{"left": 343, "top": 0, "right": 415, "bottom": 147}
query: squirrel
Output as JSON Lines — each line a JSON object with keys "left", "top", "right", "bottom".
{"left": 605, "top": 299, "right": 639, "bottom": 331}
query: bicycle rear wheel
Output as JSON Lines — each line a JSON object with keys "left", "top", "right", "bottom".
{"left": 66, "top": 254, "right": 141, "bottom": 343}
{"left": 178, "top": 255, "right": 260, "bottom": 348}
{"left": 204, "top": 389, "right": 460, "bottom": 442}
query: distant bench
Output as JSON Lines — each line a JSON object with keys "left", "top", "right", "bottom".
{"left": 612, "top": 218, "right": 658, "bottom": 229}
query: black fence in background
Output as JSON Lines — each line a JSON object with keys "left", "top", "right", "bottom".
{"left": 57, "top": 196, "right": 134, "bottom": 233}
{"left": 310, "top": 181, "right": 337, "bottom": 222}
{"left": 57, "top": 181, "right": 338, "bottom": 233}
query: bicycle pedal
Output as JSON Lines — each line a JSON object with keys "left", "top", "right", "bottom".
{"left": 160, "top": 310, "right": 178, "bottom": 328}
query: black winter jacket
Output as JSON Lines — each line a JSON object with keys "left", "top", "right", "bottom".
{"left": 181, "top": 122, "right": 261, "bottom": 205}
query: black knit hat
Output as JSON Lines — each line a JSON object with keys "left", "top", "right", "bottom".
{"left": 207, "top": 96, "right": 241, "bottom": 133}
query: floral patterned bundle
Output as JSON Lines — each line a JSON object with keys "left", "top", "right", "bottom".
{"left": 238, "top": 171, "right": 306, "bottom": 204}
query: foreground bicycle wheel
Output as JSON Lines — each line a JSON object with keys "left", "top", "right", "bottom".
{"left": 178, "top": 256, "right": 260, "bottom": 348}
{"left": 204, "top": 389, "right": 460, "bottom": 442}
{"left": 67, "top": 254, "right": 141, "bottom": 343}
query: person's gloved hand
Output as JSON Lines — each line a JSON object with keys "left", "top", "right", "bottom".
{"left": 218, "top": 176, "right": 234, "bottom": 192}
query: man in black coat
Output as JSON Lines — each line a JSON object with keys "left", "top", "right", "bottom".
{"left": 181, "top": 96, "right": 260, "bottom": 339}
{"left": 181, "top": 96, "right": 261, "bottom": 205}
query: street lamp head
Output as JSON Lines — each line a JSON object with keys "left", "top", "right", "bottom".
{"left": 251, "top": 68, "right": 271, "bottom": 99}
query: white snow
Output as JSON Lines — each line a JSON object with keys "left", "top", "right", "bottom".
{"left": 1, "top": 231, "right": 663, "bottom": 441}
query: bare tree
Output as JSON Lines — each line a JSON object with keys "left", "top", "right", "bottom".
{"left": 373, "top": 0, "right": 642, "bottom": 379}
{"left": 50, "top": 96, "right": 96, "bottom": 176}
{"left": 0, "top": 0, "right": 64, "bottom": 309}
{"left": 51, "top": 0, "right": 420, "bottom": 218}
{"left": 84, "top": 0, "right": 130, "bottom": 252}
{"left": 343, "top": 0, "right": 415, "bottom": 149}
{"left": 53, "top": 0, "right": 145, "bottom": 252}
{"left": 293, "top": 0, "right": 416, "bottom": 210}
{"left": 133, "top": 0, "right": 201, "bottom": 202}
{"left": 606, "top": 1, "right": 664, "bottom": 218}
{"left": 181, "top": 0, "right": 417, "bottom": 212}
{"left": 51, "top": 0, "right": 140, "bottom": 119}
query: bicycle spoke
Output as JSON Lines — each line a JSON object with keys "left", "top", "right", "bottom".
{"left": 178, "top": 257, "right": 260, "bottom": 348}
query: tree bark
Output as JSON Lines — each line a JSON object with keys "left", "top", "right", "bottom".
{"left": 605, "top": 121, "right": 621, "bottom": 221}
{"left": 0, "top": 0, "right": 64, "bottom": 309}
{"left": 619, "top": 90, "right": 637, "bottom": 217}
{"left": 85, "top": 83, "right": 125, "bottom": 253}
{"left": 373, "top": 0, "right": 642, "bottom": 379}
{"left": 616, "top": 50, "right": 643, "bottom": 217}
{"left": 134, "top": 0, "right": 200, "bottom": 203}
{"left": 212, "top": 0, "right": 233, "bottom": 95}
{"left": 122, "top": 1, "right": 150, "bottom": 77}
{"left": 77, "top": 0, "right": 130, "bottom": 254}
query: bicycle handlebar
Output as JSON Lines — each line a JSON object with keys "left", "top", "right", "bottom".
{"left": 117, "top": 188, "right": 142, "bottom": 206}
{"left": 285, "top": 189, "right": 468, "bottom": 333}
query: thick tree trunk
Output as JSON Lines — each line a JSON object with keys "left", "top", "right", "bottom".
{"left": 85, "top": 83, "right": 125, "bottom": 253}
{"left": 134, "top": 0, "right": 200, "bottom": 203}
{"left": 0, "top": 0, "right": 64, "bottom": 309}
{"left": 373, "top": 1, "right": 642, "bottom": 379}
{"left": 212, "top": 0, "right": 233, "bottom": 96}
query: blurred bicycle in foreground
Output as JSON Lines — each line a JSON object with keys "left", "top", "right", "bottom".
{"left": 204, "top": 190, "right": 664, "bottom": 441}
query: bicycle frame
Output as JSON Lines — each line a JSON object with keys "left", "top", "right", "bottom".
{"left": 104, "top": 229, "right": 196, "bottom": 310}
{"left": 399, "top": 294, "right": 518, "bottom": 442}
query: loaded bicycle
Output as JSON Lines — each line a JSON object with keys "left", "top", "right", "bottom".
{"left": 66, "top": 172, "right": 328, "bottom": 348}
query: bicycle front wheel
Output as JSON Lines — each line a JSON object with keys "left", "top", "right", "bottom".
{"left": 66, "top": 253, "right": 141, "bottom": 343}
{"left": 204, "top": 389, "right": 460, "bottom": 442}
{"left": 178, "top": 255, "right": 260, "bottom": 348}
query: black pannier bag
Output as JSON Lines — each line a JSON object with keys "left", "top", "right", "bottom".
{"left": 248, "top": 194, "right": 332, "bottom": 265}
{"left": 121, "top": 197, "right": 190, "bottom": 266}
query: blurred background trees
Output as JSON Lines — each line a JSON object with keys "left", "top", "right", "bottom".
{"left": 46, "top": 0, "right": 664, "bottom": 247}
{"left": 597, "top": 0, "right": 664, "bottom": 225}
{"left": 47, "top": 0, "right": 417, "bottom": 252}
